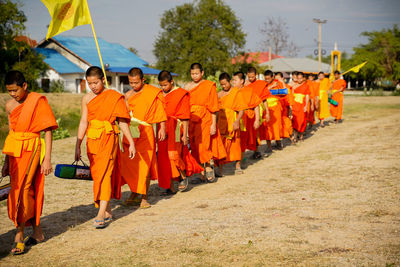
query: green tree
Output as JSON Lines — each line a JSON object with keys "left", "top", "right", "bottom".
{"left": 0, "top": 0, "right": 48, "bottom": 92}
{"left": 349, "top": 25, "right": 400, "bottom": 82}
{"left": 153, "top": 0, "right": 246, "bottom": 80}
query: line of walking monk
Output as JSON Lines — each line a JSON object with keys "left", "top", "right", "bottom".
{"left": 1, "top": 64, "right": 347, "bottom": 254}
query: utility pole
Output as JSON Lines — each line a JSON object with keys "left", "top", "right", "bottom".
{"left": 313, "top": 18, "right": 327, "bottom": 72}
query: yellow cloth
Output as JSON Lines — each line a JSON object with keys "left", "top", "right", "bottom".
{"left": 267, "top": 98, "right": 278, "bottom": 107}
{"left": 87, "top": 120, "right": 119, "bottom": 140}
{"left": 2, "top": 130, "right": 40, "bottom": 158}
{"left": 41, "top": 0, "right": 92, "bottom": 39}
{"left": 294, "top": 93, "right": 305, "bottom": 104}
{"left": 130, "top": 117, "right": 151, "bottom": 138}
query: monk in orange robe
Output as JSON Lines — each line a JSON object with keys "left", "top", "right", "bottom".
{"left": 316, "top": 72, "right": 331, "bottom": 126}
{"left": 263, "top": 70, "right": 284, "bottom": 152}
{"left": 306, "top": 74, "right": 318, "bottom": 127}
{"left": 217, "top": 72, "right": 261, "bottom": 175}
{"left": 292, "top": 72, "right": 310, "bottom": 141}
{"left": 75, "top": 67, "right": 135, "bottom": 228}
{"left": 2, "top": 70, "right": 58, "bottom": 254}
{"left": 184, "top": 63, "right": 226, "bottom": 182}
{"left": 275, "top": 72, "right": 294, "bottom": 142}
{"left": 330, "top": 70, "right": 347, "bottom": 123}
{"left": 156, "top": 70, "right": 191, "bottom": 193}
{"left": 243, "top": 67, "right": 269, "bottom": 159}
{"left": 120, "top": 68, "right": 167, "bottom": 209}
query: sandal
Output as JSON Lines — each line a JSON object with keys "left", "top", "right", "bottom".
{"left": 104, "top": 216, "right": 113, "bottom": 223}
{"left": 234, "top": 168, "right": 244, "bottom": 175}
{"left": 139, "top": 201, "right": 151, "bottom": 209}
{"left": 178, "top": 177, "right": 189, "bottom": 192}
{"left": 11, "top": 242, "right": 25, "bottom": 255}
{"left": 93, "top": 219, "right": 107, "bottom": 229}
{"left": 251, "top": 151, "right": 262, "bottom": 160}
{"left": 205, "top": 169, "right": 217, "bottom": 183}
{"left": 122, "top": 197, "right": 141, "bottom": 206}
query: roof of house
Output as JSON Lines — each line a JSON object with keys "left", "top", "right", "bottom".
{"left": 260, "top": 57, "right": 331, "bottom": 73}
{"left": 51, "top": 36, "right": 149, "bottom": 68}
{"left": 36, "top": 47, "right": 84, "bottom": 74}
{"left": 36, "top": 36, "right": 166, "bottom": 75}
{"left": 232, "top": 51, "right": 283, "bottom": 64}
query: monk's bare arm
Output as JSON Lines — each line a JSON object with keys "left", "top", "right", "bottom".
{"left": 210, "top": 113, "right": 217, "bottom": 135}
{"left": 181, "top": 120, "right": 189, "bottom": 146}
{"left": 263, "top": 101, "right": 270, "bottom": 122}
{"left": 117, "top": 118, "right": 136, "bottom": 159}
{"left": 304, "top": 95, "right": 309, "bottom": 113}
{"left": 41, "top": 129, "right": 53, "bottom": 175}
{"left": 254, "top": 106, "right": 260, "bottom": 129}
{"left": 75, "top": 94, "right": 89, "bottom": 160}
{"left": 233, "top": 110, "right": 244, "bottom": 131}
{"left": 158, "top": 121, "right": 166, "bottom": 141}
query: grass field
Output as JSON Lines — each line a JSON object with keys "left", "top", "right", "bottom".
{"left": 0, "top": 96, "right": 399, "bottom": 266}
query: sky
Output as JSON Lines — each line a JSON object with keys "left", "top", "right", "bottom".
{"left": 20, "top": 0, "right": 400, "bottom": 64}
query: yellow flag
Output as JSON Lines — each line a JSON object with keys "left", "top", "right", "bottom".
{"left": 42, "top": 0, "right": 92, "bottom": 39}
{"left": 342, "top": 61, "right": 367, "bottom": 75}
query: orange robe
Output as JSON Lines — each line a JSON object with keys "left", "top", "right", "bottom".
{"left": 188, "top": 80, "right": 226, "bottom": 164}
{"left": 317, "top": 78, "right": 331, "bottom": 120}
{"left": 330, "top": 79, "right": 346, "bottom": 120}
{"left": 278, "top": 83, "right": 293, "bottom": 138}
{"left": 157, "top": 88, "right": 190, "bottom": 190}
{"left": 218, "top": 87, "right": 260, "bottom": 163}
{"left": 86, "top": 90, "right": 130, "bottom": 207}
{"left": 120, "top": 84, "right": 167, "bottom": 195}
{"left": 264, "top": 80, "right": 284, "bottom": 141}
{"left": 292, "top": 82, "right": 311, "bottom": 133}
{"left": 242, "top": 80, "right": 269, "bottom": 151}
{"left": 306, "top": 80, "right": 318, "bottom": 125}
{"left": 3, "top": 92, "right": 58, "bottom": 226}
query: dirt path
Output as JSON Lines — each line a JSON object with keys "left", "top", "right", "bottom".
{"left": 1, "top": 96, "right": 399, "bottom": 266}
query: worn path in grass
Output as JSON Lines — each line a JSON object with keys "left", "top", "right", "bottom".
{"left": 0, "top": 96, "right": 399, "bottom": 266}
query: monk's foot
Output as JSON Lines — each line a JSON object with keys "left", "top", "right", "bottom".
{"left": 234, "top": 168, "right": 244, "bottom": 175}
{"left": 104, "top": 211, "right": 113, "bottom": 223}
{"left": 93, "top": 217, "right": 107, "bottom": 229}
{"left": 11, "top": 242, "right": 25, "bottom": 255}
{"left": 178, "top": 177, "right": 189, "bottom": 191}
{"left": 251, "top": 151, "right": 262, "bottom": 160}
{"left": 123, "top": 194, "right": 141, "bottom": 206}
{"left": 140, "top": 199, "right": 151, "bottom": 209}
{"left": 205, "top": 167, "right": 217, "bottom": 183}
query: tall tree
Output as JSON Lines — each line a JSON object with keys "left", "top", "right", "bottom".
{"left": 0, "top": 0, "right": 48, "bottom": 92}
{"left": 153, "top": 0, "right": 246, "bottom": 79}
{"left": 349, "top": 25, "right": 400, "bottom": 82}
{"left": 259, "top": 16, "right": 299, "bottom": 57}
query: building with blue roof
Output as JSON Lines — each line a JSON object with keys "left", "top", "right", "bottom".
{"left": 36, "top": 36, "right": 163, "bottom": 93}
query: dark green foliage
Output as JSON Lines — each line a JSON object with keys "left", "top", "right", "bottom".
{"left": 154, "top": 0, "right": 246, "bottom": 80}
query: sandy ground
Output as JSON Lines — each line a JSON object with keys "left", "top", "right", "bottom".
{"left": 0, "top": 96, "right": 399, "bottom": 266}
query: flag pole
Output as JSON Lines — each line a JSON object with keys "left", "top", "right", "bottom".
{"left": 87, "top": 10, "right": 109, "bottom": 88}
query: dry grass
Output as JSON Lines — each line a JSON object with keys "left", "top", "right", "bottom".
{"left": 0, "top": 96, "right": 399, "bottom": 266}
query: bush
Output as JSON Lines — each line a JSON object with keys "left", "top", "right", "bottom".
{"left": 50, "top": 80, "right": 65, "bottom": 93}
{"left": 53, "top": 118, "right": 70, "bottom": 140}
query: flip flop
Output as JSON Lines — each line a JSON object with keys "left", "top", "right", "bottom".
{"left": 234, "top": 169, "right": 244, "bottom": 175}
{"left": 178, "top": 178, "right": 189, "bottom": 192}
{"left": 11, "top": 242, "right": 25, "bottom": 255}
{"left": 251, "top": 151, "right": 262, "bottom": 160}
{"left": 122, "top": 198, "right": 141, "bottom": 206}
{"left": 104, "top": 216, "right": 113, "bottom": 223}
{"left": 139, "top": 202, "right": 151, "bottom": 209}
{"left": 205, "top": 169, "right": 216, "bottom": 183}
{"left": 93, "top": 219, "right": 107, "bottom": 229}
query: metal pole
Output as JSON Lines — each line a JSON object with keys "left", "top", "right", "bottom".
{"left": 313, "top": 18, "right": 327, "bottom": 72}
